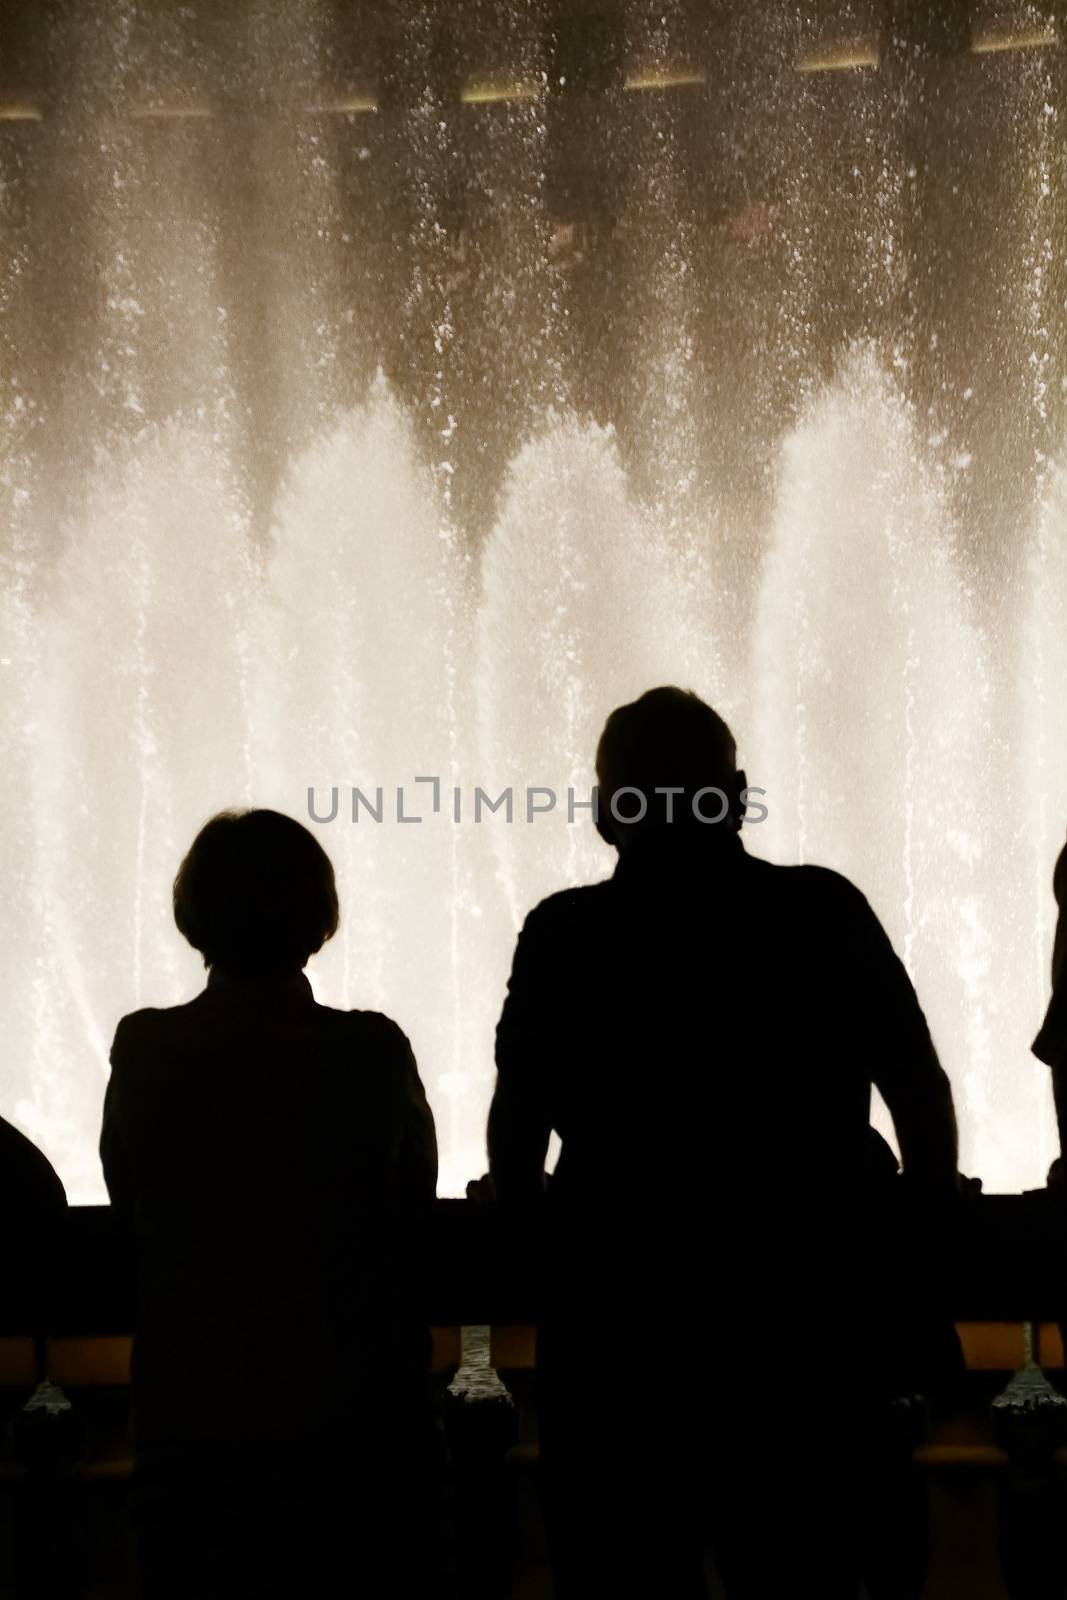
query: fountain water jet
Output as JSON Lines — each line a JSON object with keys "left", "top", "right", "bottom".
{"left": 0, "top": 0, "right": 1063, "bottom": 1199}
{"left": 477, "top": 413, "right": 724, "bottom": 928}
{"left": 749, "top": 346, "right": 1028, "bottom": 1183}
{"left": 32, "top": 422, "right": 253, "bottom": 1197}
{"left": 250, "top": 382, "right": 487, "bottom": 1195}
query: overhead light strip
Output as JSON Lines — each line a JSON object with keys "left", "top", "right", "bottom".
{"left": 461, "top": 76, "right": 542, "bottom": 105}
{"left": 624, "top": 67, "right": 707, "bottom": 91}
{"left": 305, "top": 94, "right": 378, "bottom": 114}
{"left": 6, "top": 26, "right": 1062, "bottom": 126}
{"left": 795, "top": 43, "right": 880, "bottom": 73}
{"left": 971, "top": 23, "right": 1059, "bottom": 54}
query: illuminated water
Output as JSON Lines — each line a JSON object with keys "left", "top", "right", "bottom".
{"left": 1, "top": 2, "right": 1064, "bottom": 1197}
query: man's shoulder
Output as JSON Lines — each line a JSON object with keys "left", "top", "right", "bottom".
{"left": 749, "top": 855, "right": 872, "bottom": 914}
{"left": 520, "top": 878, "right": 614, "bottom": 933}
{"left": 520, "top": 860, "right": 872, "bottom": 921}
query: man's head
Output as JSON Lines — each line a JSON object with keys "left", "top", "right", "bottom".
{"left": 174, "top": 808, "right": 339, "bottom": 978}
{"left": 594, "top": 686, "right": 745, "bottom": 851}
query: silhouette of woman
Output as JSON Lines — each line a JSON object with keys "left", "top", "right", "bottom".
{"left": 101, "top": 809, "right": 444, "bottom": 1598}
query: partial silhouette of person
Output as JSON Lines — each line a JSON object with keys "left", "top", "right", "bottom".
{"left": 1033, "top": 831, "right": 1067, "bottom": 1182}
{"left": 2, "top": 1116, "right": 65, "bottom": 1357}
{"left": 0, "top": 1114, "right": 66, "bottom": 1218}
{"left": 486, "top": 687, "right": 959, "bottom": 1598}
{"left": 100, "top": 809, "right": 445, "bottom": 1599}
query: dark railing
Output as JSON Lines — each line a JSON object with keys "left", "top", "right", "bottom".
{"left": 3, "top": 1193, "right": 1067, "bottom": 1599}
{"left": 4, "top": 1190, "right": 1066, "bottom": 1325}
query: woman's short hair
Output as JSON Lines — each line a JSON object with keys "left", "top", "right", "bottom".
{"left": 174, "top": 809, "right": 339, "bottom": 977}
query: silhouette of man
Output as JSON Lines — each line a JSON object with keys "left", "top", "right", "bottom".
{"left": 487, "top": 687, "right": 958, "bottom": 1597}
{"left": 101, "top": 809, "right": 443, "bottom": 1599}
{"left": 1033, "top": 833, "right": 1067, "bottom": 1181}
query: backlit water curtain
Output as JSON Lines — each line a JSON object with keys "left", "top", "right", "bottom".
{"left": 1, "top": 0, "right": 1065, "bottom": 1198}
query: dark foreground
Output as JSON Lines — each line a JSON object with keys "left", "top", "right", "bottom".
{"left": 3, "top": 1194, "right": 1067, "bottom": 1598}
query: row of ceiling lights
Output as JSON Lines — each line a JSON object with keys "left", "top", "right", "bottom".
{"left": 0, "top": 18, "right": 1058, "bottom": 124}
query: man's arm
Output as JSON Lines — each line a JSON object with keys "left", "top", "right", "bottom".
{"left": 1034, "top": 837, "right": 1067, "bottom": 1171}
{"left": 1050, "top": 1067, "right": 1067, "bottom": 1171}
{"left": 1033, "top": 982, "right": 1067, "bottom": 1171}
{"left": 844, "top": 883, "right": 959, "bottom": 1196}
{"left": 878, "top": 1038, "right": 958, "bottom": 1197}
{"left": 488, "top": 906, "right": 555, "bottom": 1206}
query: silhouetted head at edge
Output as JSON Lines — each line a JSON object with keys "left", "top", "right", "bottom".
{"left": 594, "top": 686, "right": 747, "bottom": 854}
{"left": 174, "top": 808, "right": 339, "bottom": 979}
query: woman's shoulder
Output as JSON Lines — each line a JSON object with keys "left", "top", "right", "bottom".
{"left": 109, "top": 996, "right": 206, "bottom": 1061}
{"left": 300, "top": 1008, "right": 424, "bottom": 1119}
